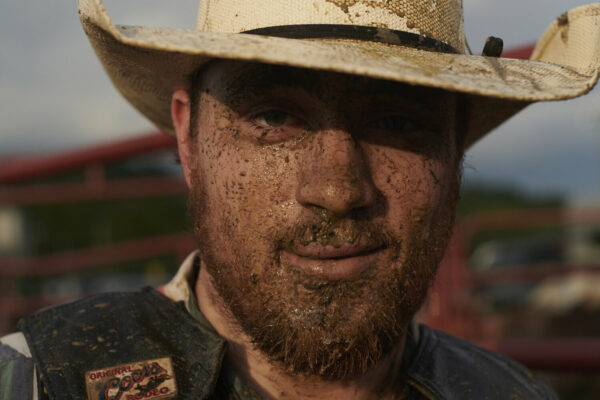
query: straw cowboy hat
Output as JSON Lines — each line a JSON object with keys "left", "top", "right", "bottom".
{"left": 78, "top": 0, "right": 600, "bottom": 147}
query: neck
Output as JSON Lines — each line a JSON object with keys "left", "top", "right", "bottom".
{"left": 195, "top": 262, "right": 408, "bottom": 399}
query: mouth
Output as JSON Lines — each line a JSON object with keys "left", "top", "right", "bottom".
{"left": 292, "top": 241, "right": 382, "bottom": 259}
{"left": 281, "top": 242, "right": 385, "bottom": 281}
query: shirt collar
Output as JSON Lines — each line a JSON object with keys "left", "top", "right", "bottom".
{"left": 161, "top": 250, "right": 217, "bottom": 333}
{"left": 161, "top": 252, "right": 263, "bottom": 398}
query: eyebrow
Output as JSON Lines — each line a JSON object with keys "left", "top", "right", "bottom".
{"left": 217, "top": 64, "right": 318, "bottom": 106}
{"left": 215, "top": 63, "right": 447, "bottom": 112}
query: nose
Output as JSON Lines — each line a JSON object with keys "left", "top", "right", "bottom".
{"left": 296, "top": 129, "right": 377, "bottom": 217}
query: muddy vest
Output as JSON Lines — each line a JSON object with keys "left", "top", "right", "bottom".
{"left": 17, "top": 288, "right": 556, "bottom": 399}
{"left": 17, "top": 288, "right": 227, "bottom": 400}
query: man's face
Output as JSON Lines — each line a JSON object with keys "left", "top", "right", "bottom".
{"left": 186, "top": 61, "right": 462, "bottom": 380}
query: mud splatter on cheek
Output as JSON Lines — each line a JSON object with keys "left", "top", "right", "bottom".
{"left": 369, "top": 148, "right": 411, "bottom": 199}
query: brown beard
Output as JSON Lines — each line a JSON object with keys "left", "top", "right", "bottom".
{"left": 188, "top": 174, "right": 456, "bottom": 381}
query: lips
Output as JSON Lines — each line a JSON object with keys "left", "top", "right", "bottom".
{"left": 292, "top": 242, "right": 380, "bottom": 259}
{"left": 280, "top": 241, "right": 385, "bottom": 280}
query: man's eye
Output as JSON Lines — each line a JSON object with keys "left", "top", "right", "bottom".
{"left": 246, "top": 108, "right": 306, "bottom": 144}
{"left": 254, "top": 110, "right": 293, "bottom": 128}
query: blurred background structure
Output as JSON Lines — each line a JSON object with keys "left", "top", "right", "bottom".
{"left": 2, "top": 0, "right": 600, "bottom": 398}
{"left": 0, "top": 133, "right": 193, "bottom": 335}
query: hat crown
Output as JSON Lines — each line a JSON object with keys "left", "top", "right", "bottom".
{"left": 196, "top": 0, "right": 465, "bottom": 52}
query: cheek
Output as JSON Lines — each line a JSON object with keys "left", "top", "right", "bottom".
{"left": 200, "top": 139, "right": 298, "bottom": 242}
{"left": 368, "top": 147, "right": 458, "bottom": 233}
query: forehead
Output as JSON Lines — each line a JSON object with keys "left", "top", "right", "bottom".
{"left": 198, "top": 60, "right": 450, "bottom": 107}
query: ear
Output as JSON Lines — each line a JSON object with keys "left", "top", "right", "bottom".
{"left": 171, "top": 89, "right": 194, "bottom": 188}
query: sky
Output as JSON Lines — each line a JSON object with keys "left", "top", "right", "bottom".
{"left": 1, "top": 0, "right": 599, "bottom": 200}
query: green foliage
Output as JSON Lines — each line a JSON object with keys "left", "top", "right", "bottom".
{"left": 14, "top": 255, "right": 178, "bottom": 297}
{"left": 23, "top": 195, "right": 189, "bottom": 255}
{"left": 458, "top": 184, "right": 565, "bottom": 254}
{"left": 457, "top": 184, "right": 563, "bottom": 219}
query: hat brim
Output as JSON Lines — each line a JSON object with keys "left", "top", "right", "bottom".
{"left": 79, "top": 0, "right": 600, "bottom": 147}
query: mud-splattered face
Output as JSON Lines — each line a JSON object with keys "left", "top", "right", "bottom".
{"left": 188, "top": 60, "right": 462, "bottom": 380}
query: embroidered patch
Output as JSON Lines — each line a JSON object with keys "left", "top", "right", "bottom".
{"left": 85, "top": 357, "right": 177, "bottom": 400}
